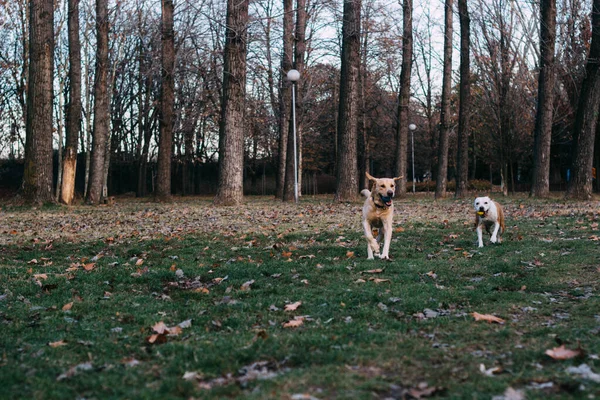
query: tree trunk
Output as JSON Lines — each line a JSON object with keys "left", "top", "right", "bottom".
{"left": 455, "top": 0, "right": 470, "bottom": 198}
{"left": 23, "top": 0, "right": 54, "bottom": 204}
{"left": 531, "top": 0, "right": 557, "bottom": 198}
{"left": 276, "top": 0, "right": 293, "bottom": 199}
{"left": 567, "top": 0, "right": 600, "bottom": 199}
{"left": 156, "top": 0, "right": 175, "bottom": 201}
{"left": 435, "top": 0, "right": 453, "bottom": 199}
{"left": 214, "top": 0, "right": 249, "bottom": 206}
{"left": 393, "top": 0, "right": 413, "bottom": 196}
{"left": 86, "top": 0, "right": 110, "bottom": 204}
{"left": 334, "top": 0, "right": 361, "bottom": 202}
{"left": 60, "top": 0, "right": 82, "bottom": 205}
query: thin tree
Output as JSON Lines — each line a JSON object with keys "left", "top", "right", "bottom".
{"left": 566, "top": 0, "right": 600, "bottom": 199}
{"left": 60, "top": 0, "right": 82, "bottom": 205}
{"left": 156, "top": 0, "right": 175, "bottom": 201}
{"left": 276, "top": 0, "right": 294, "bottom": 199}
{"left": 22, "top": 0, "right": 54, "bottom": 204}
{"left": 435, "top": 0, "right": 453, "bottom": 199}
{"left": 393, "top": 0, "right": 413, "bottom": 195}
{"left": 86, "top": 0, "right": 110, "bottom": 204}
{"left": 334, "top": 0, "right": 361, "bottom": 202}
{"left": 530, "top": 0, "right": 557, "bottom": 198}
{"left": 455, "top": 0, "right": 471, "bottom": 198}
{"left": 283, "top": 0, "right": 306, "bottom": 201}
{"left": 214, "top": 0, "right": 249, "bottom": 206}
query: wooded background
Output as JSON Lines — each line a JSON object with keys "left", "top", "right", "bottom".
{"left": 1, "top": 0, "right": 599, "bottom": 204}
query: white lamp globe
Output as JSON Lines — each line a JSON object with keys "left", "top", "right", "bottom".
{"left": 287, "top": 69, "right": 300, "bottom": 82}
{"left": 408, "top": 124, "right": 417, "bottom": 131}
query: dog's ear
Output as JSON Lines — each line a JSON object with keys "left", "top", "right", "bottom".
{"left": 393, "top": 176, "right": 403, "bottom": 181}
{"left": 365, "top": 172, "right": 377, "bottom": 182}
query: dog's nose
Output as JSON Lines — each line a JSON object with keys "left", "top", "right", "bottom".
{"left": 479, "top": 206, "right": 484, "bottom": 211}
{"left": 387, "top": 190, "right": 394, "bottom": 196}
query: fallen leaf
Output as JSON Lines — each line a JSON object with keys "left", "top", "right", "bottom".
{"left": 83, "top": 263, "right": 96, "bottom": 271}
{"left": 426, "top": 271, "right": 437, "bottom": 279}
{"left": 284, "top": 301, "right": 302, "bottom": 312}
{"left": 479, "top": 363, "right": 503, "bottom": 376}
{"left": 283, "top": 316, "right": 304, "bottom": 328}
{"left": 545, "top": 345, "right": 582, "bottom": 360}
{"left": 135, "top": 258, "right": 144, "bottom": 266}
{"left": 27, "top": 259, "right": 38, "bottom": 264}
{"left": 62, "top": 302, "right": 73, "bottom": 311}
{"left": 240, "top": 280, "right": 255, "bottom": 291}
{"left": 152, "top": 321, "right": 169, "bottom": 334}
{"left": 346, "top": 251, "right": 355, "bottom": 258}
{"left": 33, "top": 273, "right": 48, "bottom": 280}
{"left": 369, "top": 277, "right": 390, "bottom": 283}
{"left": 48, "top": 340, "right": 67, "bottom": 348}
{"left": 282, "top": 251, "right": 292, "bottom": 258}
{"left": 472, "top": 312, "right": 505, "bottom": 324}
{"left": 395, "top": 226, "right": 405, "bottom": 233}
{"left": 362, "top": 268, "right": 384, "bottom": 274}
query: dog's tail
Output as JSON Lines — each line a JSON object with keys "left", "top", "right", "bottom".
{"left": 360, "top": 189, "right": 371, "bottom": 198}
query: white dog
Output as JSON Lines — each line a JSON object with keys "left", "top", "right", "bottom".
{"left": 361, "top": 172, "right": 402, "bottom": 259}
{"left": 473, "top": 196, "right": 505, "bottom": 248}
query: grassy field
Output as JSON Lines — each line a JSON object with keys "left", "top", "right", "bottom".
{"left": 1, "top": 194, "right": 599, "bottom": 399}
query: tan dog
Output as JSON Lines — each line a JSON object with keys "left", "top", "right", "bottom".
{"left": 361, "top": 172, "right": 402, "bottom": 259}
{"left": 473, "top": 196, "right": 505, "bottom": 247}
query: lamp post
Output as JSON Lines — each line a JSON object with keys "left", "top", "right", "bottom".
{"left": 409, "top": 123, "right": 417, "bottom": 193}
{"left": 287, "top": 69, "right": 300, "bottom": 203}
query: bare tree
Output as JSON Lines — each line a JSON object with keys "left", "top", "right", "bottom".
{"left": 60, "top": 0, "right": 82, "bottom": 205}
{"left": 22, "top": 0, "right": 54, "bottom": 204}
{"left": 214, "top": 0, "right": 249, "bottom": 206}
{"left": 393, "top": 0, "right": 413, "bottom": 195}
{"left": 455, "top": 0, "right": 471, "bottom": 198}
{"left": 334, "top": 0, "right": 361, "bottom": 202}
{"left": 276, "top": 0, "right": 293, "bottom": 199}
{"left": 435, "top": 0, "right": 453, "bottom": 199}
{"left": 86, "top": 0, "right": 110, "bottom": 204}
{"left": 156, "top": 0, "right": 175, "bottom": 201}
{"left": 566, "top": 0, "right": 600, "bottom": 199}
{"left": 531, "top": 0, "right": 557, "bottom": 198}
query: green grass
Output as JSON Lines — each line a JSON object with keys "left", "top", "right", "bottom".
{"left": 1, "top": 194, "right": 599, "bottom": 399}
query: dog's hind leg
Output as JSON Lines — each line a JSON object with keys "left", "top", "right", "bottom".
{"left": 363, "top": 220, "right": 380, "bottom": 259}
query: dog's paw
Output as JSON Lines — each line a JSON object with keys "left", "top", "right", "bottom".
{"left": 490, "top": 236, "right": 497, "bottom": 244}
{"left": 478, "top": 243, "right": 484, "bottom": 248}
{"left": 370, "top": 242, "right": 380, "bottom": 254}
{"left": 379, "top": 254, "right": 389, "bottom": 260}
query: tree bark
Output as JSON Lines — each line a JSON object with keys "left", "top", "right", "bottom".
{"left": 334, "top": 0, "right": 361, "bottom": 202}
{"left": 566, "top": 0, "right": 600, "bottom": 199}
{"left": 214, "top": 0, "right": 249, "bottom": 206}
{"left": 23, "top": 0, "right": 54, "bottom": 204}
{"left": 156, "top": 0, "right": 175, "bottom": 201}
{"left": 393, "top": 0, "right": 413, "bottom": 196}
{"left": 86, "top": 0, "right": 110, "bottom": 204}
{"left": 60, "top": 0, "right": 82, "bottom": 205}
{"left": 455, "top": 0, "right": 471, "bottom": 198}
{"left": 435, "top": 0, "right": 453, "bottom": 199}
{"left": 276, "top": 0, "right": 293, "bottom": 199}
{"left": 531, "top": 0, "right": 557, "bottom": 198}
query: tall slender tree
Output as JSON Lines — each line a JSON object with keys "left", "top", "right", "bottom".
{"left": 334, "top": 0, "right": 361, "bottom": 202}
{"left": 60, "top": 0, "right": 82, "bottom": 205}
{"left": 156, "top": 0, "right": 175, "bottom": 201}
{"left": 23, "top": 0, "right": 54, "bottom": 204}
{"left": 276, "top": 0, "right": 294, "bottom": 199}
{"left": 566, "top": 0, "right": 600, "bottom": 199}
{"left": 455, "top": 0, "right": 471, "bottom": 198}
{"left": 214, "top": 0, "right": 249, "bottom": 206}
{"left": 283, "top": 0, "right": 307, "bottom": 201}
{"left": 435, "top": 0, "right": 453, "bottom": 199}
{"left": 530, "top": 0, "right": 557, "bottom": 198}
{"left": 393, "top": 0, "right": 413, "bottom": 195}
{"left": 86, "top": 0, "right": 110, "bottom": 204}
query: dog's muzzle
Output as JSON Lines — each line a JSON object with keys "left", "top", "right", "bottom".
{"left": 477, "top": 207, "right": 486, "bottom": 216}
{"left": 379, "top": 194, "right": 393, "bottom": 207}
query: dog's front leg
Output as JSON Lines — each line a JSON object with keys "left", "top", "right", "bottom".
{"left": 490, "top": 222, "right": 500, "bottom": 243}
{"left": 380, "top": 223, "right": 392, "bottom": 259}
{"left": 363, "top": 220, "right": 379, "bottom": 259}
{"left": 476, "top": 224, "right": 484, "bottom": 247}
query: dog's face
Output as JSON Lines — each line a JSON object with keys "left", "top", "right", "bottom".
{"left": 366, "top": 172, "right": 402, "bottom": 207}
{"left": 474, "top": 196, "right": 492, "bottom": 216}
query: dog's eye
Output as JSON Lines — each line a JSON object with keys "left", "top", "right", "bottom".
{"left": 484, "top": 202, "right": 488, "bottom": 204}
{"left": 380, "top": 185, "right": 385, "bottom": 188}
{"left": 391, "top": 184, "right": 394, "bottom": 188}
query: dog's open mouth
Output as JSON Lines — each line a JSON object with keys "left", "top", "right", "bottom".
{"left": 379, "top": 194, "right": 393, "bottom": 207}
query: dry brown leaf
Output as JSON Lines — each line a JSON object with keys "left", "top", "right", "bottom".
{"left": 395, "top": 226, "right": 405, "bottom": 232}
{"left": 545, "top": 345, "right": 582, "bottom": 360}
{"left": 48, "top": 340, "right": 67, "bottom": 348}
{"left": 135, "top": 258, "right": 144, "bottom": 266}
{"left": 83, "top": 263, "right": 96, "bottom": 271}
{"left": 240, "top": 280, "right": 255, "bottom": 291}
{"left": 362, "top": 268, "right": 384, "bottom": 274}
{"left": 62, "top": 302, "right": 73, "bottom": 311}
{"left": 346, "top": 251, "right": 355, "bottom": 258}
{"left": 283, "top": 316, "right": 304, "bottom": 328}
{"left": 426, "top": 271, "right": 437, "bottom": 279}
{"left": 472, "top": 312, "right": 505, "bottom": 324}
{"left": 27, "top": 258, "right": 38, "bottom": 264}
{"left": 152, "top": 321, "right": 169, "bottom": 334}
{"left": 33, "top": 273, "right": 48, "bottom": 280}
{"left": 369, "top": 277, "right": 390, "bottom": 283}
{"left": 281, "top": 251, "right": 292, "bottom": 258}
{"left": 146, "top": 333, "right": 167, "bottom": 344}
{"left": 284, "top": 301, "right": 302, "bottom": 312}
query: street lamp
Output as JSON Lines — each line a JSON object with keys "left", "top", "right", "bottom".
{"left": 287, "top": 69, "right": 300, "bottom": 203}
{"left": 409, "top": 123, "right": 417, "bottom": 193}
